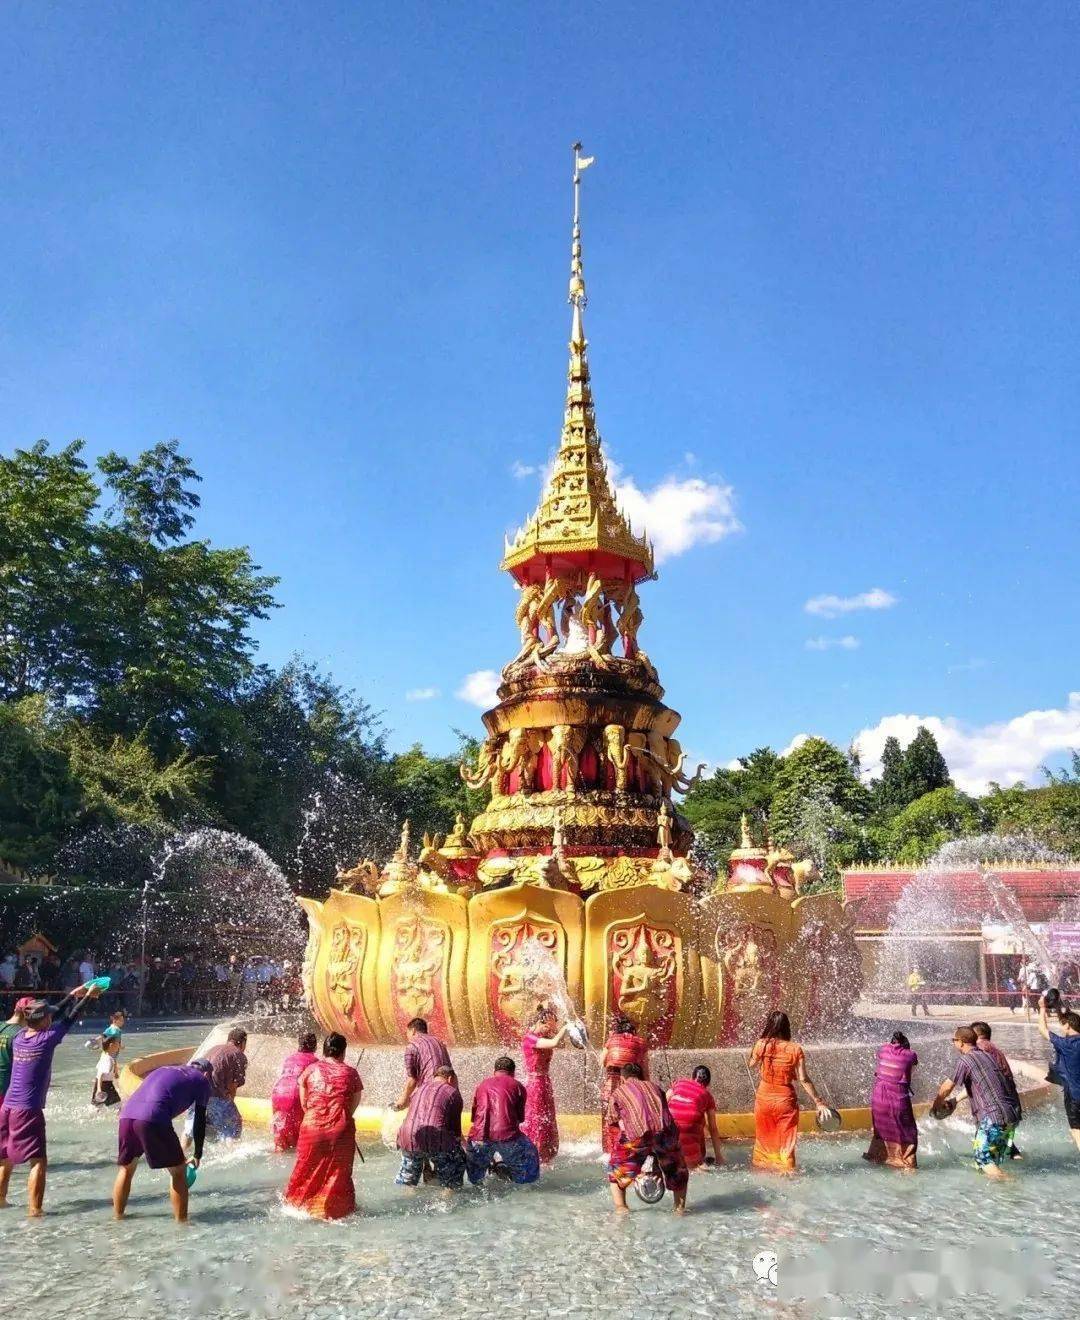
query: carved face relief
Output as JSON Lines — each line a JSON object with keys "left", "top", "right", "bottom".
{"left": 489, "top": 920, "right": 561, "bottom": 1042}
{"left": 609, "top": 922, "right": 678, "bottom": 1045}
{"left": 325, "top": 921, "right": 365, "bottom": 1027}
{"left": 390, "top": 915, "right": 447, "bottom": 1032}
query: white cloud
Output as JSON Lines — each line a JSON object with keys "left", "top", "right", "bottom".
{"left": 455, "top": 670, "right": 501, "bottom": 709}
{"left": 780, "top": 733, "right": 811, "bottom": 757}
{"left": 510, "top": 460, "right": 537, "bottom": 479}
{"left": 853, "top": 693, "right": 1080, "bottom": 794}
{"left": 804, "top": 587, "right": 898, "bottom": 619}
{"left": 610, "top": 464, "right": 742, "bottom": 564}
{"left": 405, "top": 687, "right": 440, "bottom": 702}
{"left": 805, "top": 635, "right": 860, "bottom": 652}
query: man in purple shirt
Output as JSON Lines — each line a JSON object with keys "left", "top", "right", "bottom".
{"left": 0, "top": 984, "right": 101, "bottom": 1216}
{"left": 395, "top": 1065, "right": 466, "bottom": 1190}
{"left": 934, "top": 1026, "right": 1022, "bottom": 1179}
{"left": 393, "top": 1017, "right": 452, "bottom": 1111}
{"left": 114, "top": 1059, "right": 213, "bottom": 1222}
{"left": 465, "top": 1056, "right": 540, "bottom": 1186}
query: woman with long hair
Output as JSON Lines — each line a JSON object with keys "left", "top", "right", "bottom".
{"left": 270, "top": 1030, "right": 319, "bottom": 1153}
{"left": 283, "top": 1032, "right": 363, "bottom": 1220}
{"left": 863, "top": 1029, "right": 919, "bottom": 1169}
{"left": 748, "top": 1010, "right": 829, "bottom": 1172}
{"left": 521, "top": 1004, "right": 566, "bottom": 1164}
{"left": 667, "top": 1064, "right": 724, "bottom": 1170}
{"left": 600, "top": 1015, "right": 648, "bottom": 1153}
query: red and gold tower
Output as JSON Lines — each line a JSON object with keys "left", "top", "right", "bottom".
{"left": 299, "top": 148, "right": 862, "bottom": 1050}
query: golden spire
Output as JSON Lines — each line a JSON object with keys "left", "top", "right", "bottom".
{"left": 502, "top": 144, "right": 654, "bottom": 580}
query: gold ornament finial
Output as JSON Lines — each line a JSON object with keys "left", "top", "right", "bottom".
{"left": 740, "top": 812, "right": 752, "bottom": 850}
{"left": 500, "top": 146, "right": 654, "bottom": 580}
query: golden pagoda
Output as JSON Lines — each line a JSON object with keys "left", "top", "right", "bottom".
{"left": 298, "top": 147, "right": 862, "bottom": 1049}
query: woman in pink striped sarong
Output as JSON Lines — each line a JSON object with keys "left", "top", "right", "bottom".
{"left": 270, "top": 1031, "right": 318, "bottom": 1153}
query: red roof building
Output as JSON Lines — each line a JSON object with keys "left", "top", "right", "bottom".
{"left": 842, "top": 864, "right": 1080, "bottom": 933}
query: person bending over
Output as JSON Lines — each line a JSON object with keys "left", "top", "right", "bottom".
{"left": 466, "top": 1057, "right": 540, "bottom": 1187}
{"left": 395, "top": 1065, "right": 465, "bottom": 1192}
{"left": 933, "top": 1026, "right": 1022, "bottom": 1180}
{"left": 608, "top": 1062, "right": 688, "bottom": 1216}
{"left": 113, "top": 1058, "right": 212, "bottom": 1222}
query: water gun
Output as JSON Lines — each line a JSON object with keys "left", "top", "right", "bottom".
{"left": 84, "top": 976, "right": 112, "bottom": 992}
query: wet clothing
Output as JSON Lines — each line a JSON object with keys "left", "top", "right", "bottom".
{"left": 466, "top": 1133, "right": 540, "bottom": 1186}
{"left": 0, "top": 1022, "right": 20, "bottom": 1099}
{"left": 975, "top": 1037, "right": 1014, "bottom": 1082}
{"left": 123, "top": 1064, "right": 211, "bottom": 1125}
{"left": 1050, "top": 1033, "right": 1080, "bottom": 1100}
{"left": 204, "top": 1041, "right": 247, "bottom": 1100}
{"left": 118, "top": 1117, "right": 185, "bottom": 1169}
{"left": 185, "top": 1095, "right": 242, "bottom": 1141}
{"left": 0, "top": 1104, "right": 48, "bottom": 1164}
{"left": 667, "top": 1076, "right": 717, "bottom": 1168}
{"left": 283, "top": 1057, "right": 362, "bottom": 1220}
{"left": 403, "top": 1033, "right": 451, "bottom": 1085}
{"left": 973, "top": 1119, "right": 1016, "bottom": 1169}
{"left": 3, "top": 1001, "right": 86, "bottom": 1110}
{"left": 468, "top": 1072, "right": 526, "bottom": 1145}
{"left": 610, "top": 1077, "right": 676, "bottom": 1142}
{"left": 750, "top": 1038, "right": 805, "bottom": 1171}
{"left": 396, "top": 1147, "right": 466, "bottom": 1188}
{"left": 864, "top": 1042, "right": 919, "bottom": 1170}
{"left": 120, "top": 1064, "right": 210, "bottom": 1166}
{"left": 397, "top": 1078, "right": 462, "bottom": 1155}
{"left": 608, "top": 1126, "right": 688, "bottom": 1192}
{"left": 521, "top": 1031, "right": 559, "bottom": 1163}
{"left": 271, "top": 1048, "right": 317, "bottom": 1152}
{"left": 952, "top": 1048, "right": 1022, "bottom": 1129}
{"left": 600, "top": 1030, "right": 648, "bottom": 1153}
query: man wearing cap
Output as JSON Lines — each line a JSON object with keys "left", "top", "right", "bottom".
{"left": 113, "top": 1058, "right": 212, "bottom": 1222}
{"left": 0, "top": 983, "right": 101, "bottom": 1215}
{"left": 0, "top": 998, "right": 34, "bottom": 1102}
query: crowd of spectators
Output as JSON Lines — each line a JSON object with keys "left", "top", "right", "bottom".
{"left": 0, "top": 947, "right": 300, "bottom": 1018}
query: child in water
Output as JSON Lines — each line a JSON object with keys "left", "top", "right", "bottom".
{"left": 92, "top": 1035, "right": 122, "bottom": 1107}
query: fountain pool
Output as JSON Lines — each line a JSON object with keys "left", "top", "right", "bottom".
{"left": 2, "top": 1020, "right": 1075, "bottom": 1318}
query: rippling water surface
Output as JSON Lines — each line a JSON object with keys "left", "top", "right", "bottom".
{"left": 0, "top": 1022, "right": 1075, "bottom": 1318}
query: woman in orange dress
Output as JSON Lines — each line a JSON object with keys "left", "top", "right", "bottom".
{"left": 748, "top": 1010, "right": 830, "bottom": 1172}
{"left": 600, "top": 1016, "right": 648, "bottom": 1153}
{"left": 283, "top": 1032, "right": 363, "bottom": 1220}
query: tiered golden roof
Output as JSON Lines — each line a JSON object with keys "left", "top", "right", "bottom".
{"left": 501, "top": 146, "right": 653, "bottom": 582}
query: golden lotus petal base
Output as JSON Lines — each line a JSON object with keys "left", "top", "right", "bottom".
{"left": 300, "top": 880, "right": 862, "bottom": 1048}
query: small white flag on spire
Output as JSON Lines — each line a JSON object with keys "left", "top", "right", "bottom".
{"left": 576, "top": 153, "right": 596, "bottom": 171}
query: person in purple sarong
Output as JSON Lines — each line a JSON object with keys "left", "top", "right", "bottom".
{"left": 862, "top": 1030, "right": 919, "bottom": 1170}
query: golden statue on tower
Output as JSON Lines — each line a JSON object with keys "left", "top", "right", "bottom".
{"left": 299, "top": 146, "right": 861, "bottom": 1048}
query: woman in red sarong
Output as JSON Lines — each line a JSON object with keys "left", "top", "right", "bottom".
{"left": 748, "top": 1010, "right": 829, "bottom": 1173}
{"left": 283, "top": 1032, "right": 363, "bottom": 1220}
{"left": 600, "top": 1016, "right": 648, "bottom": 1153}
{"left": 521, "top": 1006, "right": 567, "bottom": 1164}
{"left": 270, "top": 1030, "right": 318, "bottom": 1153}
{"left": 667, "top": 1064, "right": 724, "bottom": 1169}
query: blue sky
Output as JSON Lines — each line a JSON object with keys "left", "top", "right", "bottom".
{"left": 2, "top": 3, "right": 1078, "bottom": 790}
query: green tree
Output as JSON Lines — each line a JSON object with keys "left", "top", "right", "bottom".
{"left": 874, "top": 735, "right": 905, "bottom": 813}
{"left": 900, "top": 726, "right": 951, "bottom": 803}
{"left": 680, "top": 747, "right": 780, "bottom": 864}
{"left": 91, "top": 441, "right": 278, "bottom": 751}
{"left": 881, "top": 785, "right": 982, "bottom": 863}
{"left": 0, "top": 697, "right": 83, "bottom": 868}
{"left": 769, "top": 737, "right": 873, "bottom": 883}
{"left": 0, "top": 441, "right": 99, "bottom": 702}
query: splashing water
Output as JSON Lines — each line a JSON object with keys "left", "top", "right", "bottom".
{"left": 517, "top": 935, "right": 589, "bottom": 1048}
{"left": 874, "top": 832, "right": 1074, "bottom": 996}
